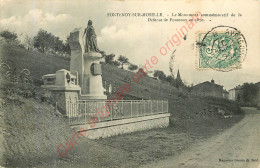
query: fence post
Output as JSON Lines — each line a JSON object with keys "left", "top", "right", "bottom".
{"left": 84, "top": 101, "right": 86, "bottom": 124}
{"left": 72, "top": 103, "right": 74, "bottom": 124}
{"left": 111, "top": 105, "right": 113, "bottom": 121}
{"left": 167, "top": 100, "right": 168, "bottom": 113}
{"left": 162, "top": 101, "right": 163, "bottom": 113}
{"left": 131, "top": 101, "right": 132, "bottom": 118}
{"left": 142, "top": 101, "right": 144, "bottom": 116}
{"left": 151, "top": 100, "right": 152, "bottom": 115}
{"left": 140, "top": 101, "right": 142, "bottom": 116}
{"left": 157, "top": 100, "right": 159, "bottom": 114}
{"left": 68, "top": 101, "right": 70, "bottom": 125}
{"left": 122, "top": 101, "right": 124, "bottom": 119}
{"left": 75, "top": 103, "right": 78, "bottom": 124}
{"left": 137, "top": 101, "right": 139, "bottom": 117}
{"left": 55, "top": 102, "right": 57, "bottom": 112}
{"left": 143, "top": 101, "right": 145, "bottom": 116}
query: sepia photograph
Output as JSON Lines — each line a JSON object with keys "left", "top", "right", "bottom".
{"left": 0, "top": 0, "right": 259, "bottom": 167}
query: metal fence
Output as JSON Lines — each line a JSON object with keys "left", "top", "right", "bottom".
{"left": 68, "top": 100, "right": 168, "bottom": 126}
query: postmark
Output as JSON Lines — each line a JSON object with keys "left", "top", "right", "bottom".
{"left": 196, "top": 26, "right": 247, "bottom": 72}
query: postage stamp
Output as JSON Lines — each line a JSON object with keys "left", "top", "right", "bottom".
{"left": 196, "top": 26, "right": 247, "bottom": 72}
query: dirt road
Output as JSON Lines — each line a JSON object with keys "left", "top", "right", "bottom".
{"left": 142, "top": 107, "right": 260, "bottom": 168}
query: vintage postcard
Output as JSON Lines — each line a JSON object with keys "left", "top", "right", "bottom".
{"left": 0, "top": 0, "right": 259, "bottom": 167}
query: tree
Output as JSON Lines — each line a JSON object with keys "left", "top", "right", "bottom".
{"left": 99, "top": 52, "right": 121, "bottom": 67}
{"left": 240, "top": 83, "right": 259, "bottom": 105}
{"left": 100, "top": 51, "right": 115, "bottom": 64}
{"left": 105, "top": 53, "right": 116, "bottom": 65}
{"left": 33, "top": 29, "right": 70, "bottom": 56}
{"left": 112, "top": 60, "right": 121, "bottom": 67}
{"left": 33, "top": 29, "right": 53, "bottom": 53}
{"left": 117, "top": 55, "right": 129, "bottom": 69}
{"left": 153, "top": 70, "right": 167, "bottom": 82}
{"left": 128, "top": 64, "right": 138, "bottom": 71}
{"left": 166, "top": 75, "right": 174, "bottom": 85}
{"left": 62, "top": 37, "right": 71, "bottom": 55}
{"left": 24, "top": 35, "right": 34, "bottom": 50}
{"left": 53, "top": 36, "right": 63, "bottom": 52}
{"left": 0, "top": 30, "right": 19, "bottom": 45}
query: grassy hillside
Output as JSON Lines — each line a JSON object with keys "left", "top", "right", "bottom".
{"left": 102, "top": 64, "right": 178, "bottom": 100}
{"left": 0, "top": 43, "right": 243, "bottom": 119}
{"left": 0, "top": 43, "right": 178, "bottom": 100}
{"left": 0, "top": 44, "right": 70, "bottom": 85}
{"left": 0, "top": 81, "right": 134, "bottom": 167}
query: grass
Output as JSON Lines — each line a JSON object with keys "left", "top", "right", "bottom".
{"left": 0, "top": 43, "right": 178, "bottom": 100}
{"left": 0, "top": 86, "right": 132, "bottom": 168}
{"left": 0, "top": 44, "right": 70, "bottom": 85}
{"left": 97, "top": 115, "right": 244, "bottom": 167}
{"left": 94, "top": 95, "right": 244, "bottom": 167}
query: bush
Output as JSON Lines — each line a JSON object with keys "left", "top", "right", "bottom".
{"left": 0, "top": 78, "right": 51, "bottom": 104}
{"left": 0, "top": 30, "right": 20, "bottom": 45}
{"left": 202, "top": 96, "right": 244, "bottom": 115}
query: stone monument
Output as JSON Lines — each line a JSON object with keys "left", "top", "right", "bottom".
{"left": 41, "top": 69, "right": 81, "bottom": 115}
{"left": 69, "top": 20, "right": 106, "bottom": 100}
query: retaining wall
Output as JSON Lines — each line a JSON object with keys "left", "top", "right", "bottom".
{"left": 71, "top": 113, "right": 170, "bottom": 139}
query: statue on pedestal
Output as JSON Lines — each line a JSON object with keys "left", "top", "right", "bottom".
{"left": 83, "top": 20, "right": 99, "bottom": 53}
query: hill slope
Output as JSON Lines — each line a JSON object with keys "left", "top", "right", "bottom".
{"left": 0, "top": 89, "right": 132, "bottom": 167}
{"left": 0, "top": 44, "right": 177, "bottom": 100}
{"left": 0, "top": 44, "right": 70, "bottom": 85}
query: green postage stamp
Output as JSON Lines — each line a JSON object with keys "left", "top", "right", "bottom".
{"left": 196, "top": 26, "right": 247, "bottom": 72}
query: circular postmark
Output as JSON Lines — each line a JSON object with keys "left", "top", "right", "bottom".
{"left": 197, "top": 26, "right": 247, "bottom": 72}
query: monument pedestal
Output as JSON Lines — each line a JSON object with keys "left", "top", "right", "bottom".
{"left": 69, "top": 28, "right": 107, "bottom": 100}
{"left": 41, "top": 69, "right": 81, "bottom": 115}
{"left": 81, "top": 52, "right": 106, "bottom": 100}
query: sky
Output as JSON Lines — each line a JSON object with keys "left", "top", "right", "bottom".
{"left": 0, "top": 0, "right": 259, "bottom": 90}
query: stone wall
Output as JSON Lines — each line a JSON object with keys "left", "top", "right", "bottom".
{"left": 50, "top": 91, "right": 79, "bottom": 115}
{"left": 72, "top": 113, "right": 170, "bottom": 139}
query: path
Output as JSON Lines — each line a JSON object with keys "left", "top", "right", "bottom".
{"left": 142, "top": 107, "right": 260, "bottom": 168}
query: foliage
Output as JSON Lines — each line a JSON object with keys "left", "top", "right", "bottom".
{"left": 112, "top": 60, "right": 121, "bottom": 67}
{"left": 33, "top": 29, "right": 53, "bottom": 53}
{"left": 0, "top": 76, "right": 52, "bottom": 105}
{"left": 128, "top": 64, "right": 138, "bottom": 71}
{"left": 100, "top": 51, "right": 121, "bottom": 67}
{"left": 23, "top": 35, "right": 34, "bottom": 50}
{"left": 0, "top": 63, "right": 50, "bottom": 103}
{"left": 117, "top": 55, "right": 129, "bottom": 69}
{"left": 104, "top": 53, "right": 116, "bottom": 64}
{"left": 153, "top": 70, "right": 167, "bottom": 82}
{"left": 1, "top": 63, "right": 32, "bottom": 84}
{"left": 239, "top": 83, "right": 259, "bottom": 106}
{"left": 202, "top": 96, "right": 244, "bottom": 115}
{"left": 63, "top": 37, "right": 71, "bottom": 55}
{"left": 0, "top": 30, "right": 20, "bottom": 45}
{"left": 33, "top": 29, "right": 70, "bottom": 55}
{"left": 166, "top": 75, "right": 174, "bottom": 85}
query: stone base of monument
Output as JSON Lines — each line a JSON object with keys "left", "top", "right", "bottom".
{"left": 41, "top": 69, "right": 81, "bottom": 115}
{"left": 83, "top": 52, "right": 102, "bottom": 60}
{"left": 79, "top": 52, "right": 107, "bottom": 100}
{"left": 80, "top": 94, "right": 107, "bottom": 100}
{"left": 69, "top": 27, "right": 107, "bottom": 101}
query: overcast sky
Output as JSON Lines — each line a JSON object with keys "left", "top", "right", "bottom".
{"left": 0, "top": 0, "right": 259, "bottom": 90}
